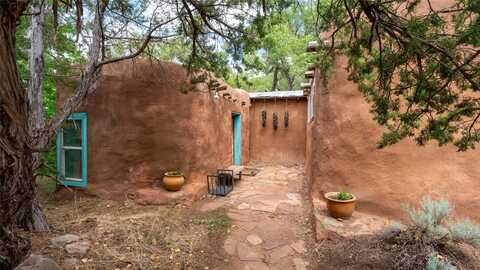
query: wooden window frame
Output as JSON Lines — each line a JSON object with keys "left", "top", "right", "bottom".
{"left": 56, "top": 112, "right": 88, "bottom": 187}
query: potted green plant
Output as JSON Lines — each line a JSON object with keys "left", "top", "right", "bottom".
{"left": 325, "top": 191, "right": 356, "bottom": 218}
{"left": 163, "top": 170, "right": 185, "bottom": 191}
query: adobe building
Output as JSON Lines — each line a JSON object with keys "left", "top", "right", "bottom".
{"left": 249, "top": 91, "right": 307, "bottom": 165}
{"left": 304, "top": 32, "right": 480, "bottom": 221}
{"left": 56, "top": 59, "right": 309, "bottom": 205}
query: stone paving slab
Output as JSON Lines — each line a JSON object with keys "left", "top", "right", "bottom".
{"left": 214, "top": 164, "right": 309, "bottom": 269}
{"left": 312, "top": 197, "right": 391, "bottom": 239}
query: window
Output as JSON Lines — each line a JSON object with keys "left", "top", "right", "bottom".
{"left": 56, "top": 112, "right": 88, "bottom": 187}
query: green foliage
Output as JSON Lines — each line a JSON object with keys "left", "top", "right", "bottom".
{"left": 315, "top": 0, "right": 480, "bottom": 150}
{"left": 336, "top": 191, "right": 353, "bottom": 201}
{"left": 404, "top": 198, "right": 480, "bottom": 248}
{"left": 229, "top": 3, "right": 317, "bottom": 91}
{"left": 164, "top": 171, "right": 183, "bottom": 177}
{"left": 426, "top": 254, "right": 457, "bottom": 270}
{"left": 195, "top": 213, "right": 231, "bottom": 234}
{"left": 405, "top": 198, "right": 451, "bottom": 237}
{"left": 15, "top": 3, "right": 86, "bottom": 178}
{"left": 448, "top": 220, "right": 480, "bottom": 247}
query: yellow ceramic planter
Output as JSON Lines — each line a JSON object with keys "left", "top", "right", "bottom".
{"left": 325, "top": 192, "right": 356, "bottom": 219}
{"left": 163, "top": 172, "right": 185, "bottom": 191}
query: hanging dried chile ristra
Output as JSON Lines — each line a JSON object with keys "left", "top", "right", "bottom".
{"left": 273, "top": 112, "right": 279, "bottom": 130}
{"left": 261, "top": 109, "right": 267, "bottom": 127}
{"left": 284, "top": 111, "right": 289, "bottom": 128}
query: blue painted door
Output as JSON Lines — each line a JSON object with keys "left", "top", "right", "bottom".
{"left": 232, "top": 113, "right": 242, "bottom": 165}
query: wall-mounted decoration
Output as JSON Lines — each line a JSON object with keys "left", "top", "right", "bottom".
{"left": 261, "top": 109, "right": 267, "bottom": 127}
{"left": 284, "top": 111, "right": 289, "bottom": 128}
{"left": 273, "top": 112, "right": 278, "bottom": 130}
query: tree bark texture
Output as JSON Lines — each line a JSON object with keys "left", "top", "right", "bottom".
{"left": 0, "top": 0, "right": 35, "bottom": 268}
{"left": 271, "top": 66, "right": 279, "bottom": 91}
{"left": 15, "top": 0, "right": 50, "bottom": 233}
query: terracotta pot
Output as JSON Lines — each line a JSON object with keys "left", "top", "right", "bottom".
{"left": 163, "top": 173, "right": 185, "bottom": 191}
{"left": 325, "top": 192, "right": 356, "bottom": 218}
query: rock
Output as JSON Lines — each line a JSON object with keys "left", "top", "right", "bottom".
{"left": 290, "top": 240, "right": 306, "bottom": 254}
{"left": 238, "top": 222, "right": 257, "bottom": 232}
{"left": 237, "top": 243, "right": 264, "bottom": 261}
{"left": 250, "top": 201, "right": 278, "bottom": 213}
{"left": 50, "top": 234, "right": 80, "bottom": 248}
{"left": 223, "top": 237, "right": 236, "bottom": 256}
{"left": 262, "top": 240, "right": 286, "bottom": 250}
{"left": 292, "top": 257, "right": 307, "bottom": 270}
{"left": 15, "top": 254, "right": 61, "bottom": 270}
{"left": 244, "top": 261, "right": 270, "bottom": 270}
{"left": 316, "top": 228, "right": 342, "bottom": 241}
{"left": 237, "top": 202, "right": 250, "bottom": 210}
{"left": 227, "top": 211, "right": 251, "bottom": 222}
{"left": 322, "top": 216, "right": 344, "bottom": 228}
{"left": 62, "top": 258, "right": 80, "bottom": 270}
{"left": 199, "top": 201, "right": 225, "bottom": 212}
{"left": 268, "top": 245, "right": 293, "bottom": 263}
{"left": 65, "top": 240, "right": 91, "bottom": 255}
{"left": 246, "top": 234, "right": 263, "bottom": 246}
{"left": 287, "top": 193, "right": 301, "bottom": 201}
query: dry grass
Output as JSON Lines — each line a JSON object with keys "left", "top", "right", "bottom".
{"left": 312, "top": 232, "right": 480, "bottom": 270}
{"left": 28, "top": 191, "right": 231, "bottom": 270}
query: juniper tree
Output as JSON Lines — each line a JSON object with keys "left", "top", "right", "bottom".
{"left": 0, "top": 0, "right": 260, "bottom": 267}
{"left": 315, "top": 0, "right": 480, "bottom": 150}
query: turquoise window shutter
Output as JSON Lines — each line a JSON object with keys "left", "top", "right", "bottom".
{"left": 56, "top": 112, "right": 88, "bottom": 187}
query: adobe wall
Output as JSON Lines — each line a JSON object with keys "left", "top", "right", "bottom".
{"left": 249, "top": 99, "right": 307, "bottom": 164}
{"left": 309, "top": 55, "right": 480, "bottom": 222}
{"left": 57, "top": 60, "right": 250, "bottom": 204}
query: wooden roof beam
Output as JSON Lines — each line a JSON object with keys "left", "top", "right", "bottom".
{"left": 304, "top": 70, "right": 314, "bottom": 79}
{"left": 306, "top": 41, "right": 319, "bottom": 52}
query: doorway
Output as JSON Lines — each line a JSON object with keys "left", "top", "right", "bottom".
{"left": 232, "top": 113, "right": 242, "bottom": 165}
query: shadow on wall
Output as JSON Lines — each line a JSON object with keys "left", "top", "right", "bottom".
{"left": 310, "top": 55, "right": 480, "bottom": 222}
{"left": 249, "top": 99, "right": 307, "bottom": 165}
{"left": 57, "top": 59, "right": 250, "bottom": 204}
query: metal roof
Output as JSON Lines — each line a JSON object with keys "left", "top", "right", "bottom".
{"left": 249, "top": 90, "right": 305, "bottom": 100}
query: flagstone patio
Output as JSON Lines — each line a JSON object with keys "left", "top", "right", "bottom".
{"left": 199, "top": 164, "right": 313, "bottom": 270}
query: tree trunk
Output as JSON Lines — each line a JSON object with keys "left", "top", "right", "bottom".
{"left": 28, "top": 0, "right": 44, "bottom": 135}
{"left": 271, "top": 66, "right": 279, "bottom": 91}
{"left": 287, "top": 75, "right": 295, "bottom": 91}
{"left": 0, "top": 1, "right": 36, "bottom": 267}
{"left": 16, "top": 0, "right": 50, "bottom": 233}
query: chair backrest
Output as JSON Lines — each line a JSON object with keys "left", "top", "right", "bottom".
{"left": 217, "top": 172, "right": 233, "bottom": 186}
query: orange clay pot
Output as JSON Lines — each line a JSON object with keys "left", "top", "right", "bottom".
{"left": 163, "top": 173, "right": 185, "bottom": 191}
{"left": 325, "top": 192, "right": 356, "bottom": 219}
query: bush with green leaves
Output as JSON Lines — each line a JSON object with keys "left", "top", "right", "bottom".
{"left": 387, "top": 197, "right": 480, "bottom": 270}
{"left": 426, "top": 254, "right": 457, "bottom": 270}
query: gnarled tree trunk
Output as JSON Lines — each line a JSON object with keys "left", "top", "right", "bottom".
{"left": 14, "top": 0, "right": 50, "bottom": 233}
{"left": 0, "top": 1, "right": 35, "bottom": 268}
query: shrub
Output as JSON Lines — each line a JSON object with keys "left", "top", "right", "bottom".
{"left": 448, "top": 220, "right": 480, "bottom": 247}
{"left": 385, "top": 197, "right": 480, "bottom": 270}
{"left": 426, "top": 254, "right": 457, "bottom": 270}
{"left": 405, "top": 197, "right": 451, "bottom": 237}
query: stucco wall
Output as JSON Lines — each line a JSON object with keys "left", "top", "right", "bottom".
{"left": 57, "top": 60, "right": 250, "bottom": 202}
{"left": 249, "top": 99, "right": 307, "bottom": 164}
{"left": 308, "top": 55, "right": 480, "bottom": 221}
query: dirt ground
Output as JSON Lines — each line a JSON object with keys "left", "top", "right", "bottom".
{"left": 29, "top": 163, "right": 315, "bottom": 270}
{"left": 312, "top": 233, "right": 480, "bottom": 270}
{"left": 30, "top": 162, "right": 480, "bottom": 270}
{"left": 29, "top": 185, "right": 233, "bottom": 270}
